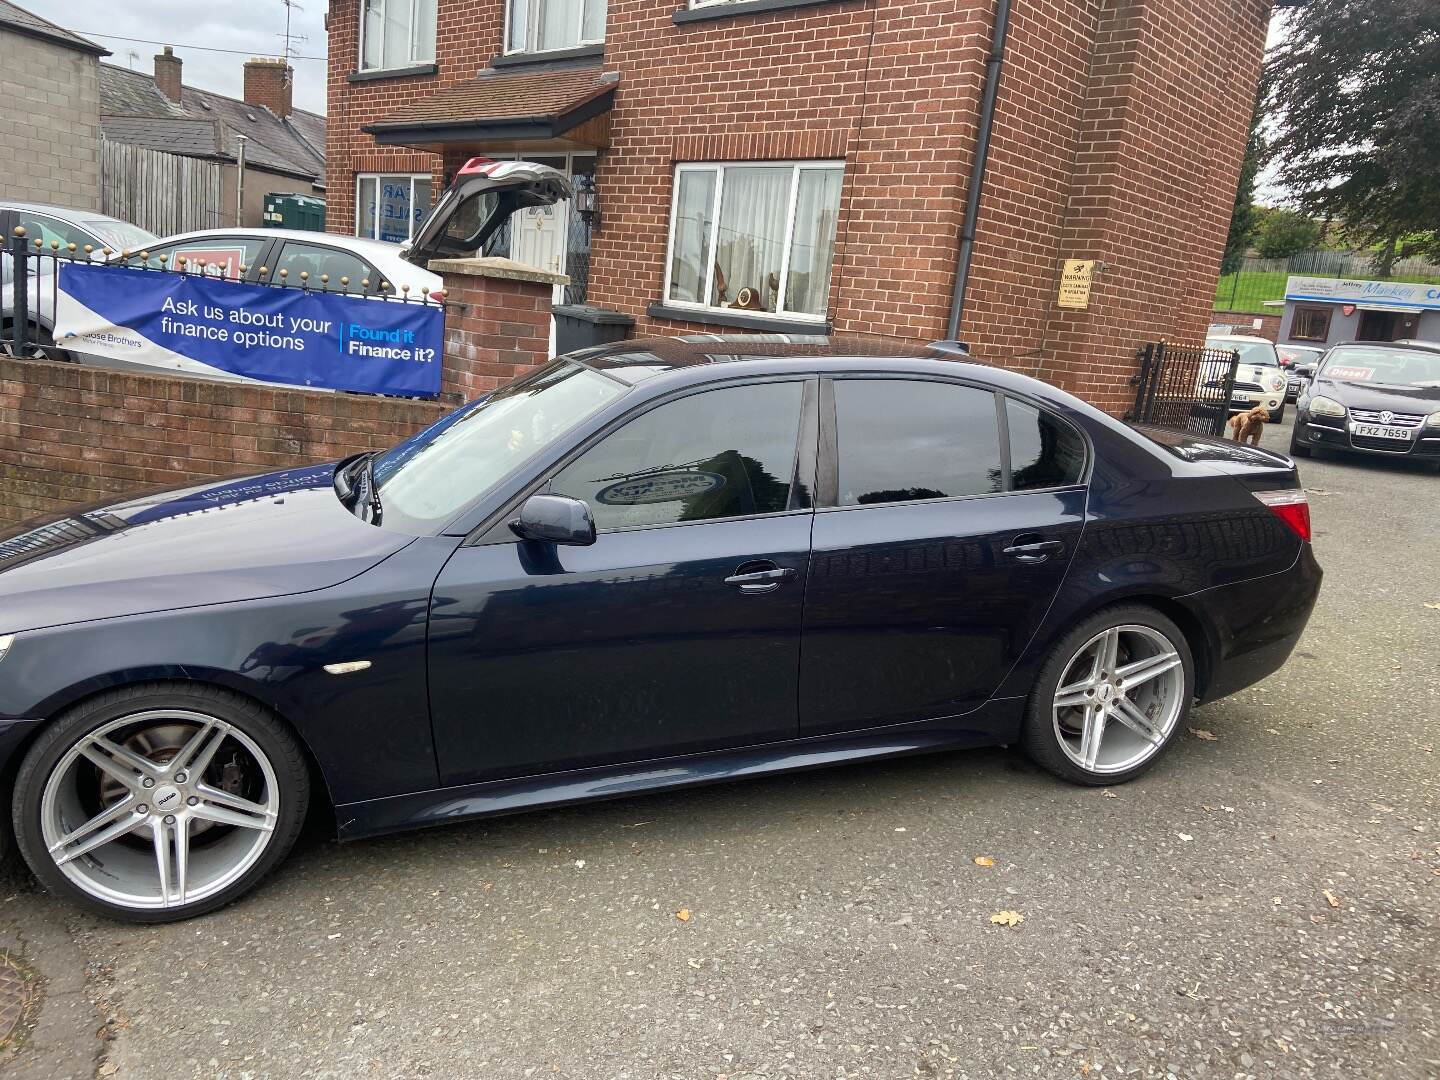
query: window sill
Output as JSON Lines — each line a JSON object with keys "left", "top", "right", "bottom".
{"left": 487, "top": 44, "right": 604, "bottom": 71}
{"left": 347, "top": 63, "right": 439, "bottom": 83}
{"left": 647, "top": 302, "right": 831, "bottom": 334}
{"left": 673, "top": 0, "right": 852, "bottom": 24}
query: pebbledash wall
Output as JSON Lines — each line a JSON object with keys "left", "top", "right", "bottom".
{"left": 324, "top": 0, "right": 1270, "bottom": 414}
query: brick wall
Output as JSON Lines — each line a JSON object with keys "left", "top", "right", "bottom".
{"left": 0, "top": 31, "right": 102, "bottom": 210}
{"left": 0, "top": 357, "right": 448, "bottom": 527}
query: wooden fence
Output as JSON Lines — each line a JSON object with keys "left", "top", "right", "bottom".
{"left": 101, "top": 140, "right": 224, "bottom": 237}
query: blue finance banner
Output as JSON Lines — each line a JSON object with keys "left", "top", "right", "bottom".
{"left": 55, "top": 263, "right": 444, "bottom": 397}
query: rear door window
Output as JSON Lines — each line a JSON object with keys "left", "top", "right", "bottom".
{"left": 833, "top": 379, "right": 1003, "bottom": 505}
{"left": 1006, "top": 398, "right": 1086, "bottom": 490}
{"left": 273, "top": 241, "right": 379, "bottom": 293}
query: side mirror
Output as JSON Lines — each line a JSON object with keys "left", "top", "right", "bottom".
{"left": 510, "top": 494, "right": 596, "bottom": 546}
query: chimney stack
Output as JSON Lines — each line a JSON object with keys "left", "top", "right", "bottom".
{"left": 154, "top": 46, "right": 182, "bottom": 103}
{"left": 243, "top": 57, "right": 293, "bottom": 119}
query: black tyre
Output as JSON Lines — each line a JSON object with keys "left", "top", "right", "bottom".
{"left": 1267, "top": 403, "right": 1285, "bottom": 424}
{"left": 1288, "top": 435, "right": 1311, "bottom": 458}
{"left": 12, "top": 683, "right": 309, "bottom": 923}
{"left": 1020, "top": 605, "right": 1195, "bottom": 786}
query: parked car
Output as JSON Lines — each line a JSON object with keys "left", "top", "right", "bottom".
{"left": 0, "top": 335, "right": 1322, "bottom": 922}
{"left": 1, "top": 202, "right": 158, "bottom": 358}
{"left": 1276, "top": 344, "right": 1324, "bottom": 402}
{"left": 1205, "top": 334, "right": 1290, "bottom": 422}
{"left": 3, "top": 159, "right": 572, "bottom": 378}
{"left": 1290, "top": 341, "right": 1440, "bottom": 467}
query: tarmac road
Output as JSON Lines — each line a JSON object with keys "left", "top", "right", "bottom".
{"left": 3, "top": 414, "right": 1437, "bottom": 1080}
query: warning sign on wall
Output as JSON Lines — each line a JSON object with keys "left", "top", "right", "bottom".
{"left": 1057, "top": 259, "right": 1095, "bottom": 310}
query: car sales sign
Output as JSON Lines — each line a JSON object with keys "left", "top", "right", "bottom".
{"left": 54, "top": 263, "right": 444, "bottom": 397}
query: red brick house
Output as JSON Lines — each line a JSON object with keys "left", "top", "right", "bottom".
{"left": 325, "top": 0, "right": 1270, "bottom": 411}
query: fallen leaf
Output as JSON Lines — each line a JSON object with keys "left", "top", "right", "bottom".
{"left": 1101, "top": 789, "right": 1118, "bottom": 799}
{"left": 675, "top": 908, "right": 691, "bottom": 922}
{"left": 973, "top": 855, "right": 995, "bottom": 867}
{"left": 1178, "top": 832, "right": 1194, "bottom": 842}
{"left": 1424, "top": 602, "right": 1440, "bottom": 610}
{"left": 1266, "top": 728, "right": 1282, "bottom": 735}
{"left": 1323, "top": 889, "right": 1340, "bottom": 909}
{"left": 989, "top": 910, "right": 1024, "bottom": 927}
{"left": 98, "top": 1064, "right": 118, "bottom": 1078}
{"left": 1189, "top": 728, "right": 1219, "bottom": 741}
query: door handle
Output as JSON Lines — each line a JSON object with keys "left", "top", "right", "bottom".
{"left": 724, "top": 564, "right": 798, "bottom": 593}
{"left": 1002, "top": 538, "right": 1065, "bottom": 564}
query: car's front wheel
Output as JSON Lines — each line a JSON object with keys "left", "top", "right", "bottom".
{"left": 12, "top": 684, "right": 309, "bottom": 923}
{"left": 1021, "top": 606, "right": 1194, "bottom": 785}
{"left": 1267, "top": 403, "right": 1285, "bottom": 424}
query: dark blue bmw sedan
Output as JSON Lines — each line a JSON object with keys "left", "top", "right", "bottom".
{"left": 0, "top": 336, "right": 1321, "bottom": 921}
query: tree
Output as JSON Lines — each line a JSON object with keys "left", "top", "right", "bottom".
{"left": 1255, "top": 209, "right": 1323, "bottom": 259}
{"left": 1221, "top": 102, "right": 1263, "bottom": 276}
{"left": 1264, "top": 0, "right": 1440, "bottom": 273}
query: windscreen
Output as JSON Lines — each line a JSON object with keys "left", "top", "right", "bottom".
{"left": 1319, "top": 345, "right": 1440, "bottom": 388}
{"left": 1207, "top": 339, "right": 1279, "bottom": 366}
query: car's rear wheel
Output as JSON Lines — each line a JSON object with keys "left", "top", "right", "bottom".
{"left": 12, "top": 684, "right": 308, "bottom": 923}
{"left": 1021, "top": 606, "right": 1194, "bottom": 785}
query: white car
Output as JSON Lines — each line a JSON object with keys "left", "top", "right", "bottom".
{"left": 1206, "top": 334, "right": 1290, "bottom": 423}
{"left": 2, "top": 201, "right": 159, "bottom": 358}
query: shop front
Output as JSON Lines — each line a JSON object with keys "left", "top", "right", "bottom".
{"left": 1280, "top": 276, "right": 1440, "bottom": 349}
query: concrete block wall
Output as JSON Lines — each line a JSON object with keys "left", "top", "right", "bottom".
{"left": 0, "top": 30, "right": 102, "bottom": 210}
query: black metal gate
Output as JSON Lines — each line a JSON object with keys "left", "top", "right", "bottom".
{"left": 1127, "top": 340, "right": 1241, "bottom": 437}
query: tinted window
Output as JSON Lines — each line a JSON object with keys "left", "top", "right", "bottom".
{"left": 834, "top": 380, "right": 1001, "bottom": 506}
{"left": 1006, "top": 398, "right": 1085, "bottom": 490}
{"left": 1206, "top": 338, "right": 1279, "bottom": 366}
{"left": 275, "top": 242, "right": 376, "bottom": 292}
{"left": 550, "top": 382, "right": 805, "bottom": 530}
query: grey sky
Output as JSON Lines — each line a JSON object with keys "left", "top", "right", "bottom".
{"left": 42, "top": 0, "right": 329, "bottom": 115}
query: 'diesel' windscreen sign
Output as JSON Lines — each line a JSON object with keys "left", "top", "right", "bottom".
{"left": 54, "top": 264, "right": 444, "bottom": 397}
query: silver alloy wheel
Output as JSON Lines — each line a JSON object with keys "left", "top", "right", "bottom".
{"left": 39, "top": 710, "right": 280, "bottom": 911}
{"left": 1051, "top": 624, "right": 1185, "bottom": 775}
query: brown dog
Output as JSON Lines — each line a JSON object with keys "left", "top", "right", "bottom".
{"left": 1228, "top": 404, "right": 1270, "bottom": 446}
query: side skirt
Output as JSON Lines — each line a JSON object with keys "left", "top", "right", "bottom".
{"left": 334, "top": 696, "right": 1025, "bottom": 841}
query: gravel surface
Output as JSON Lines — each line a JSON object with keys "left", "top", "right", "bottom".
{"left": 18, "top": 417, "right": 1440, "bottom": 1079}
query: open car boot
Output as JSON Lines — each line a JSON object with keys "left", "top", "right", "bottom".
{"left": 401, "top": 158, "right": 572, "bottom": 268}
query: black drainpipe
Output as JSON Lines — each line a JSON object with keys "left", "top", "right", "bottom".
{"left": 946, "top": 0, "right": 1013, "bottom": 340}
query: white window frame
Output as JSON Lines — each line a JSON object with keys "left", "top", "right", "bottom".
{"left": 661, "top": 160, "right": 843, "bottom": 323}
{"left": 355, "top": 173, "right": 432, "bottom": 243}
{"left": 358, "top": 0, "right": 437, "bottom": 72}
{"left": 503, "top": 0, "right": 606, "bottom": 55}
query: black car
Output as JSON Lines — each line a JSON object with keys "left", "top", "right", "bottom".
{"left": 0, "top": 337, "right": 1322, "bottom": 922}
{"left": 1290, "top": 342, "right": 1440, "bottom": 467}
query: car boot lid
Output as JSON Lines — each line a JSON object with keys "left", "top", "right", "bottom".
{"left": 401, "top": 158, "right": 572, "bottom": 268}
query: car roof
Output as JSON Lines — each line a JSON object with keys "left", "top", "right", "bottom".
{"left": 1, "top": 201, "right": 138, "bottom": 226}
{"left": 564, "top": 334, "right": 1089, "bottom": 404}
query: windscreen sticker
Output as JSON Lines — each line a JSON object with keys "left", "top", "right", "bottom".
{"left": 1325, "top": 365, "right": 1374, "bottom": 381}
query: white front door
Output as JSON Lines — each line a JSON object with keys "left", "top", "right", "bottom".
{"left": 512, "top": 202, "right": 566, "bottom": 283}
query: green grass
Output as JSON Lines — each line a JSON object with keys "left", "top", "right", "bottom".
{"left": 1214, "top": 268, "right": 1440, "bottom": 315}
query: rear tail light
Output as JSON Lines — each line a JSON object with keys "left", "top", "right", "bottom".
{"left": 1254, "top": 488, "right": 1311, "bottom": 542}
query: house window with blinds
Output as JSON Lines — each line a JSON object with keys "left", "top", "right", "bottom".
{"left": 506, "top": 0, "right": 607, "bottom": 53}
{"left": 663, "top": 161, "right": 843, "bottom": 321}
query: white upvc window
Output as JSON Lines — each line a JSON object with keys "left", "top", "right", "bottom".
{"left": 360, "top": 0, "right": 437, "bottom": 71}
{"left": 355, "top": 174, "right": 433, "bottom": 244}
{"left": 663, "top": 161, "right": 844, "bottom": 321}
{"left": 504, "top": 0, "right": 607, "bottom": 54}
